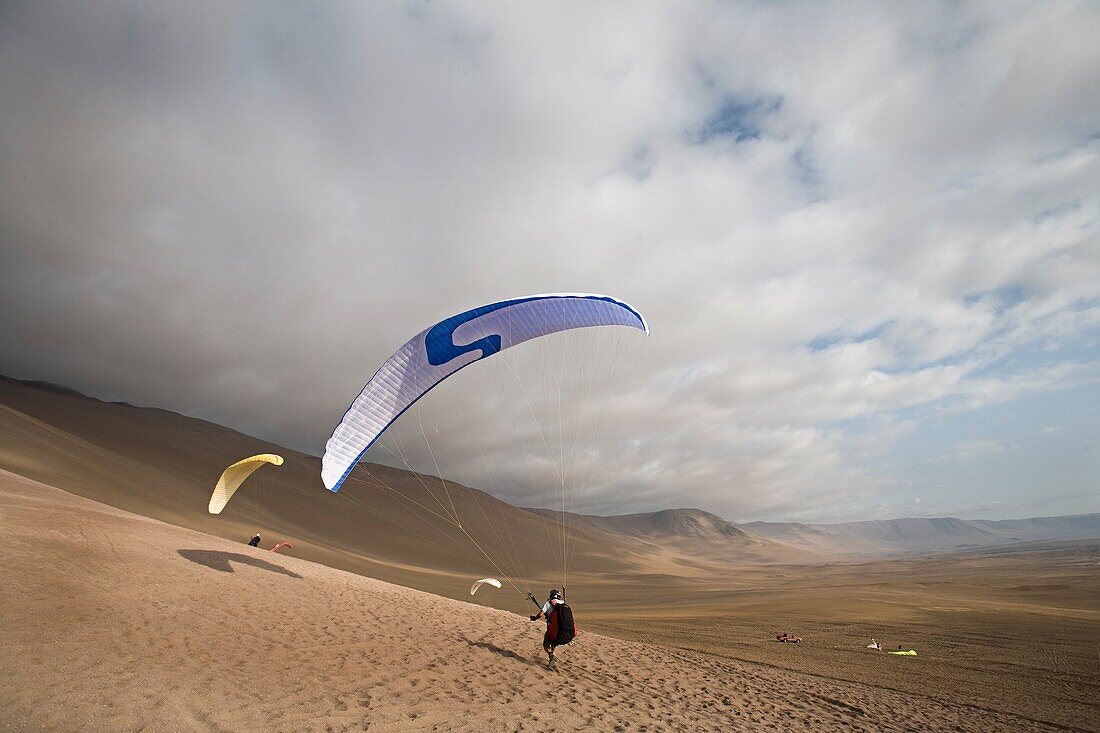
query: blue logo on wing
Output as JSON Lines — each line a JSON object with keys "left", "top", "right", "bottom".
{"left": 421, "top": 294, "right": 642, "bottom": 367}
{"left": 424, "top": 300, "right": 523, "bottom": 366}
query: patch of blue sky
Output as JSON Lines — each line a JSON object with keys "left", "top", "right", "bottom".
{"left": 858, "top": 380, "right": 1100, "bottom": 519}
{"left": 963, "top": 282, "right": 1027, "bottom": 310}
{"left": 807, "top": 320, "right": 893, "bottom": 352}
{"left": 968, "top": 331, "right": 1100, "bottom": 381}
{"left": 868, "top": 292, "right": 1097, "bottom": 378}
{"left": 826, "top": 326, "right": 1099, "bottom": 442}
{"left": 675, "top": 364, "right": 701, "bottom": 385}
{"left": 622, "top": 142, "right": 655, "bottom": 182}
{"left": 807, "top": 332, "right": 845, "bottom": 351}
{"left": 791, "top": 145, "right": 824, "bottom": 199}
{"left": 963, "top": 297, "right": 1100, "bottom": 378}
{"left": 691, "top": 94, "right": 783, "bottom": 145}
{"left": 828, "top": 402, "right": 927, "bottom": 441}
{"left": 1032, "top": 200, "right": 1082, "bottom": 225}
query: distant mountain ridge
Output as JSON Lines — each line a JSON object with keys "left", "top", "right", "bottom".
{"left": 535, "top": 506, "right": 1100, "bottom": 557}
{"left": 742, "top": 514, "right": 1100, "bottom": 556}
{"left": 529, "top": 507, "right": 753, "bottom": 540}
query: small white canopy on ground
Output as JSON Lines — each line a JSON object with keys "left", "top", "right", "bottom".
{"left": 470, "top": 578, "right": 502, "bottom": 595}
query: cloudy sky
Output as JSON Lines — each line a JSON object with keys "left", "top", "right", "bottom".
{"left": 2, "top": 1, "right": 1097, "bottom": 523}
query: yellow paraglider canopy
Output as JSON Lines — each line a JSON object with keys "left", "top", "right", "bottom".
{"left": 208, "top": 454, "right": 284, "bottom": 514}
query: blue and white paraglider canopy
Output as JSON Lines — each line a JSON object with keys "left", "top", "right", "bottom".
{"left": 321, "top": 293, "right": 648, "bottom": 492}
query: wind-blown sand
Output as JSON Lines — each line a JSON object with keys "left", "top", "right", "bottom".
{"left": 1, "top": 470, "right": 1083, "bottom": 732}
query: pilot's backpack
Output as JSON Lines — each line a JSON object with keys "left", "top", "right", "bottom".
{"left": 552, "top": 602, "right": 576, "bottom": 645}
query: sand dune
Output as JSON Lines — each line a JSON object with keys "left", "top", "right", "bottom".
{"left": 3, "top": 376, "right": 1099, "bottom": 730}
{"left": 1, "top": 470, "right": 1078, "bottom": 732}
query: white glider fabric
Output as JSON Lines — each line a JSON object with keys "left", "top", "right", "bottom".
{"left": 321, "top": 293, "right": 648, "bottom": 492}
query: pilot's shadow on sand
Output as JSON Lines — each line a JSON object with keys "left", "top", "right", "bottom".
{"left": 178, "top": 549, "right": 303, "bottom": 578}
{"left": 463, "top": 637, "right": 543, "bottom": 668}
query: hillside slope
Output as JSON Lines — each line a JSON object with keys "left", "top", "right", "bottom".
{"left": 528, "top": 507, "right": 793, "bottom": 564}
{"left": 0, "top": 376, "right": 798, "bottom": 601}
{"left": 0, "top": 469, "right": 1065, "bottom": 732}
